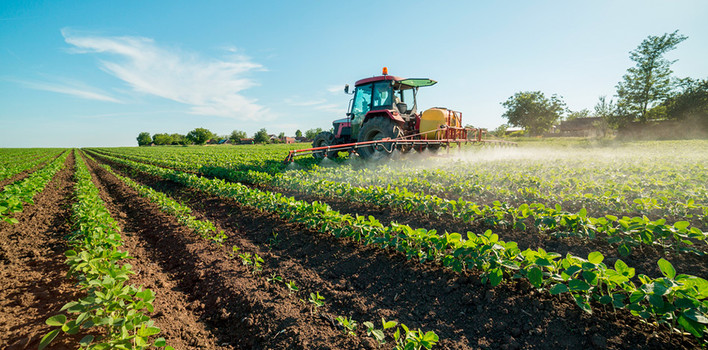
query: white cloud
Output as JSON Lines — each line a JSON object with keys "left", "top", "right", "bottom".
{"left": 61, "top": 28, "right": 267, "bottom": 120}
{"left": 16, "top": 79, "right": 121, "bottom": 103}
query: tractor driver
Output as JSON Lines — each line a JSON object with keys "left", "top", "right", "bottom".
{"left": 373, "top": 83, "right": 392, "bottom": 108}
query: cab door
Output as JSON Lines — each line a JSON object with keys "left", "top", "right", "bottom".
{"left": 350, "top": 83, "right": 373, "bottom": 137}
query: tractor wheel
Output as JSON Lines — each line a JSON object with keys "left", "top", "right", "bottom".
{"left": 312, "top": 131, "right": 336, "bottom": 159}
{"left": 357, "top": 117, "right": 403, "bottom": 159}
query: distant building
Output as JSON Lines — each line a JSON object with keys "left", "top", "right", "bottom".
{"left": 294, "top": 136, "right": 309, "bottom": 142}
{"left": 239, "top": 138, "right": 255, "bottom": 144}
{"left": 282, "top": 137, "right": 296, "bottom": 144}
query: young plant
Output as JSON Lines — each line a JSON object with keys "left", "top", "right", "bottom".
{"left": 285, "top": 281, "right": 299, "bottom": 294}
{"left": 252, "top": 253, "right": 264, "bottom": 274}
{"left": 228, "top": 245, "right": 241, "bottom": 259}
{"left": 308, "top": 292, "right": 325, "bottom": 314}
{"left": 364, "top": 317, "right": 398, "bottom": 345}
{"left": 335, "top": 316, "right": 358, "bottom": 336}
{"left": 393, "top": 324, "right": 439, "bottom": 350}
{"left": 266, "top": 273, "right": 282, "bottom": 283}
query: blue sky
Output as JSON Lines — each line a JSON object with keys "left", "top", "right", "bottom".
{"left": 1, "top": 1, "right": 707, "bottom": 147}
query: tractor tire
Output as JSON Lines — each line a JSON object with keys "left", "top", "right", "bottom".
{"left": 357, "top": 117, "right": 403, "bottom": 159}
{"left": 312, "top": 131, "right": 336, "bottom": 160}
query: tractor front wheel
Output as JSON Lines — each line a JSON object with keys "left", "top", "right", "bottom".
{"left": 312, "top": 131, "right": 336, "bottom": 160}
{"left": 357, "top": 117, "right": 403, "bottom": 159}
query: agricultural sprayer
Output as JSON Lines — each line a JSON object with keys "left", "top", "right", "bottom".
{"left": 284, "top": 68, "right": 513, "bottom": 163}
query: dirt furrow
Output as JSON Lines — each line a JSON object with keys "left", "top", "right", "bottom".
{"left": 91, "top": 152, "right": 700, "bottom": 349}
{"left": 84, "top": 154, "right": 364, "bottom": 349}
{"left": 90, "top": 151, "right": 708, "bottom": 280}
{"left": 0, "top": 151, "right": 80, "bottom": 349}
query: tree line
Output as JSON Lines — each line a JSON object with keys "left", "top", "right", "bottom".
{"left": 499, "top": 30, "right": 707, "bottom": 136}
{"left": 137, "top": 127, "right": 326, "bottom": 146}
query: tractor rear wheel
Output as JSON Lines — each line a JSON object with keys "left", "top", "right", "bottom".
{"left": 357, "top": 117, "right": 403, "bottom": 159}
{"left": 312, "top": 131, "right": 336, "bottom": 160}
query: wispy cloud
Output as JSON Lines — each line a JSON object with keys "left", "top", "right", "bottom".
{"left": 61, "top": 28, "right": 268, "bottom": 120}
{"left": 16, "top": 79, "right": 121, "bottom": 103}
{"left": 327, "top": 85, "right": 343, "bottom": 93}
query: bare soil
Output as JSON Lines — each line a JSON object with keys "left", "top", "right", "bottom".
{"left": 0, "top": 151, "right": 81, "bottom": 349}
{"left": 89, "top": 151, "right": 701, "bottom": 349}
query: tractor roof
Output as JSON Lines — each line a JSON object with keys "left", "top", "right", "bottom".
{"left": 355, "top": 75, "right": 437, "bottom": 88}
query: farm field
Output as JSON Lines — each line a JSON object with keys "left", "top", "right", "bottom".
{"left": 1, "top": 139, "right": 707, "bottom": 349}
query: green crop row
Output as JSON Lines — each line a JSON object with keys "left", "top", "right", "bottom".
{"left": 41, "top": 152, "right": 171, "bottom": 350}
{"left": 88, "top": 142, "right": 708, "bottom": 227}
{"left": 0, "top": 150, "right": 69, "bottom": 224}
{"left": 91, "top": 149, "right": 707, "bottom": 257}
{"left": 88, "top": 154, "right": 226, "bottom": 246}
{"left": 0, "top": 149, "right": 63, "bottom": 182}
{"left": 87, "top": 150, "right": 708, "bottom": 342}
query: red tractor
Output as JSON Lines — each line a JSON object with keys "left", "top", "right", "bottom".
{"left": 284, "top": 68, "right": 504, "bottom": 163}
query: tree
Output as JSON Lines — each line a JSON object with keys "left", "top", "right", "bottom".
{"left": 230, "top": 130, "right": 247, "bottom": 143}
{"left": 566, "top": 109, "right": 590, "bottom": 121}
{"left": 304, "top": 128, "right": 323, "bottom": 140}
{"left": 491, "top": 124, "right": 509, "bottom": 137}
{"left": 616, "top": 30, "right": 687, "bottom": 123}
{"left": 137, "top": 132, "right": 151, "bottom": 146}
{"left": 501, "top": 91, "right": 565, "bottom": 135}
{"left": 277, "top": 132, "right": 285, "bottom": 139}
{"left": 152, "top": 133, "right": 173, "bottom": 146}
{"left": 295, "top": 129, "right": 303, "bottom": 138}
{"left": 170, "top": 133, "right": 187, "bottom": 145}
{"left": 186, "top": 127, "right": 216, "bottom": 145}
{"left": 253, "top": 128, "right": 270, "bottom": 144}
{"left": 661, "top": 77, "right": 708, "bottom": 127}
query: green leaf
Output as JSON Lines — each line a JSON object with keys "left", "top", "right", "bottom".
{"left": 573, "top": 295, "right": 592, "bottom": 314}
{"left": 587, "top": 252, "right": 604, "bottom": 265}
{"left": 618, "top": 244, "right": 631, "bottom": 257}
{"left": 154, "top": 337, "right": 167, "bottom": 347}
{"left": 683, "top": 308, "right": 708, "bottom": 324}
{"left": 38, "top": 329, "right": 60, "bottom": 350}
{"left": 528, "top": 267, "right": 543, "bottom": 288}
{"left": 569, "top": 279, "right": 590, "bottom": 291}
{"left": 673, "top": 221, "right": 690, "bottom": 230}
{"left": 488, "top": 268, "right": 503, "bottom": 287}
{"left": 79, "top": 335, "right": 94, "bottom": 347}
{"left": 45, "top": 314, "right": 66, "bottom": 326}
{"left": 549, "top": 283, "right": 569, "bottom": 295}
{"left": 657, "top": 258, "right": 676, "bottom": 279}
{"left": 678, "top": 314, "right": 704, "bottom": 338}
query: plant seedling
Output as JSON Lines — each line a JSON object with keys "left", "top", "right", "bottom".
{"left": 308, "top": 292, "right": 325, "bottom": 314}
{"left": 336, "top": 316, "right": 358, "bottom": 336}
{"left": 285, "top": 281, "right": 299, "bottom": 294}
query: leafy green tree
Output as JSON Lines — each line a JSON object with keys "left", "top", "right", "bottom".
{"left": 186, "top": 127, "right": 216, "bottom": 145}
{"left": 491, "top": 124, "right": 508, "bottom": 137}
{"left": 295, "top": 129, "right": 303, "bottom": 138}
{"left": 152, "top": 133, "right": 173, "bottom": 145}
{"left": 566, "top": 109, "right": 590, "bottom": 121}
{"left": 230, "top": 130, "right": 247, "bottom": 143}
{"left": 616, "top": 30, "right": 687, "bottom": 123}
{"left": 501, "top": 91, "right": 565, "bottom": 135}
{"left": 277, "top": 132, "right": 285, "bottom": 139}
{"left": 253, "top": 128, "right": 270, "bottom": 144}
{"left": 170, "top": 133, "right": 187, "bottom": 145}
{"left": 304, "top": 128, "right": 323, "bottom": 140}
{"left": 137, "top": 132, "right": 151, "bottom": 146}
{"left": 660, "top": 77, "right": 708, "bottom": 127}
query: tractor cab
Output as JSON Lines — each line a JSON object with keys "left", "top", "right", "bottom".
{"left": 345, "top": 70, "right": 437, "bottom": 137}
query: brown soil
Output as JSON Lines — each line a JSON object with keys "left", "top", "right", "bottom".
{"left": 89, "top": 151, "right": 701, "bottom": 349}
{"left": 81, "top": 154, "right": 232, "bottom": 350}
{"left": 0, "top": 151, "right": 81, "bottom": 349}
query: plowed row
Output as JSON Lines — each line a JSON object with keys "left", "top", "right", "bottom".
{"left": 0, "top": 150, "right": 700, "bottom": 349}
